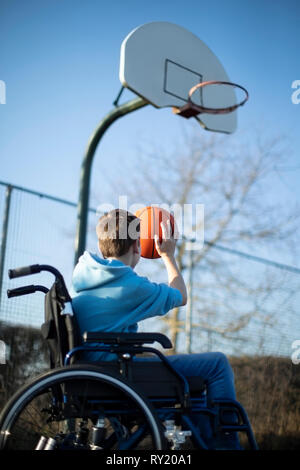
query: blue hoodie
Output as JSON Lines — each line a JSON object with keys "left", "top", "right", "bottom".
{"left": 70, "top": 251, "right": 183, "bottom": 360}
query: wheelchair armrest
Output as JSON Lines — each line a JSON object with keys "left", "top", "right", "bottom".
{"left": 82, "top": 332, "right": 172, "bottom": 349}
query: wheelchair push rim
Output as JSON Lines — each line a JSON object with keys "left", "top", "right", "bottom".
{"left": 0, "top": 365, "right": 167, "bottom": 450}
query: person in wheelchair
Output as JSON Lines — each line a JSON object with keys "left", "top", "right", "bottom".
{"left": 70, "top": 209, "right": 242, "bottom": 450}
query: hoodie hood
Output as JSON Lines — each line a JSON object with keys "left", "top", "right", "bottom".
{"left": 72, "top": 251, "right": 132, "bottom": 293}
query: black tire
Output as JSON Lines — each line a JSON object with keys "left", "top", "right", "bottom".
{"left": 0, "top": 364, "right": 167, "bottom": 450}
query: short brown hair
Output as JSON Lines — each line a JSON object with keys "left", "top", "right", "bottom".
{"left": 96, "top": 209, "right": 140, "bottom": 258}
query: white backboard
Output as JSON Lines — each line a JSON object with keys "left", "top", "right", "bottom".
{"left": 120, "top": 22, "right": 238, "bottom": 134}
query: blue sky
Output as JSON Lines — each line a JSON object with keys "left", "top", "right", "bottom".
{"left": 1, "top": 0, "right": 300, "bottom": 206}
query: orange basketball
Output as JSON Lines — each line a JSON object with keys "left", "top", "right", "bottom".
{"left": 135, "top": 206, "right": 175, "bottom": 259}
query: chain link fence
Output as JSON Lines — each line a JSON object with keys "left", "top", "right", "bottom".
{"left": 0, "top": 181, "right": 299, "bottom": 359}
{"left": 0, "top": 181, "right": 97, "bottom": 328}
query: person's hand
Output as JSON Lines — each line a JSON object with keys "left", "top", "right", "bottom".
{"left": 155, "top": 219, "right": 187, "bottom": 305}
{"left": 154, "top": 220, "right": 176, "bottom": 259}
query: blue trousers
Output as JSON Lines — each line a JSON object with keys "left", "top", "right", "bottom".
{"left": 136, "top": 352, "right": 241, "bottom": 450}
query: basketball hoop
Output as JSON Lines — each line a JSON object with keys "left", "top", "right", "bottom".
{"left": 172, "top": 80, "right": 249, "bottom": 118}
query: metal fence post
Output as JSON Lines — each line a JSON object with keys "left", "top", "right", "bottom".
{"left": 186, "top": 242, "right": 194, "bottom": 354}
{"left": 0, "top": 185, "right": 12, "bottom": 307}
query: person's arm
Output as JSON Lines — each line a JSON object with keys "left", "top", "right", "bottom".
{"left": 154, "top": 221, "right": 187, "bottom": 306}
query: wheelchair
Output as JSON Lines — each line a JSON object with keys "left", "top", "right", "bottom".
{"left": 0, "top": 264, "right": 258, "bottom": 451}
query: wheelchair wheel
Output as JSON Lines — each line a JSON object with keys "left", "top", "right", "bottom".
{"left": 0, "top": 364, "right": 167, "bottom": 450}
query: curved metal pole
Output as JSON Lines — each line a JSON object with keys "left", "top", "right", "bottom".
{"left": 74, "top": 97, "right": 149, "bottom": 265}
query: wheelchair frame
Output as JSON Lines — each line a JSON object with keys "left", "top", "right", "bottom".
{"left": 0, "top": 264, "right": 259, "bottom": 451}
